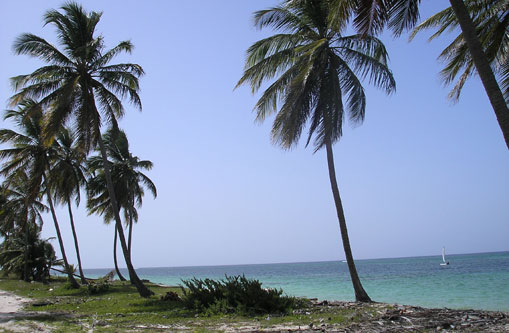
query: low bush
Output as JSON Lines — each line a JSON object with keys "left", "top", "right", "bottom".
{"left": 87, "top": 279, "right": 110, "bottom": 295}
{"left": 180, "top": 275, "right": 295, "bottom": 314}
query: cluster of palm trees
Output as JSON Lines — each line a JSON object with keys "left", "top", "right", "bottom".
{"left": 237, "top": 0, "right": 508, "bottom": 302}
{"left": 0, "top": 3, "right": 156, "bottom": 297}
{"left": 1, "top": 0, "right": 507, "bottom": 302}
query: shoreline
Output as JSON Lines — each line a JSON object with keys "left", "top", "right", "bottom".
{"left": 0, "top": 283, "right": 507, "bottom": 332}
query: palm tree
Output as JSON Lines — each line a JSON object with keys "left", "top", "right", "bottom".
{"left": 0, "top": 100, "right": 80, "bottom": 288}
{"left": 236, "top": 0, "right": 396, "bottom": 302}
{"left": 410, "top": 0, "right": 508, "bottom": 102}
{"left": 86, "top": 167, "right": 127, "bottom": 281}
{"left": 100, "top": 129, "right": 156, "bottom": 258}
{"left": 0, "top": 171, "right": 48, "bottom": 281}
{"left": 341, "top": 0, "right": 509, "bottom": 150}
{"left": 10, "top": 2, "right": 152, "bottom": 296}
{"left": 86, "top": 129, "right": 156, "bottom": 282}
{"left": 49, "top": 127, "right": 88, "bottom": 284}
{"left": 0, "top": 220, "right": 61, "bottom": 282}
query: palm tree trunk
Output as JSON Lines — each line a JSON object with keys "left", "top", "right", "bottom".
{"left": 449, "top": 0, "right": 509, "bottom": 150}
{"left": 95, "top": 125, "right": 153, "bottom": 297}
{"left": 42, "top": 172, "right": 79, "bottom": 288}
{"left": 128, "top": 216, "right": 133, "bottom": 257}
{"left": 128, "top": 192, "right": 134, "bottom": 257}
{"left": 66, "top": 198, "right": 87, "bottom": 284}
{"left": 325, "top": 140, "right": 371, "bottom": 302}
{"left": 23, "top": 206, "right": 29, "bottom": 282}
{"left": 128, "top": 204, "right": 136, "bottom": 284}
{"left": 113, "top": 226, "right": 127, "bottom": 281}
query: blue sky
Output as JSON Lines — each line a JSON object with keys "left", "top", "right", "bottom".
{"left": 1, "top": 1, "right": 508, "bottom": 269}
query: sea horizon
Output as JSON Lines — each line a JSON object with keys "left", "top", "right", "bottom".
{"left": 83, "top": 249, "right": 508, "bottom": 271}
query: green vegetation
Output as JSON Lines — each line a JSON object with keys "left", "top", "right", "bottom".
{"left": 0, "top": 224, "right": 61, "bottom": 282}
{"left": 180, "top": 275, "right": 297, "bottom": 315}
{"left": 0, "top": 277, "right": 377, "bottom": 332}
{"left": 7, "top": 1, "right": 153, "bottom": 297}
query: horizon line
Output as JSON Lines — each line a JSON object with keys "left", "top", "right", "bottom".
{"left": 82, "top": 249, "right": 509, "bottom": 271}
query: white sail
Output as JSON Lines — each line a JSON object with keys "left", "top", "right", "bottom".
{"left": 442, "top": 247, "right": 446, "bottom": 262}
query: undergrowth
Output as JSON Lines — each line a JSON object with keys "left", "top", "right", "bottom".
{"left": 180, "top": 275, "right": 297, "bottom": 315}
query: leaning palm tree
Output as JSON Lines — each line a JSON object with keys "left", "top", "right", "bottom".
{"left": 86, "top": 129, "right": 156, "bottom": 281}
{"left": 0, "top": 101, "right": 79, "bottom": 287}
{"left": 10, "top": 2, "right": 152, "bottom": 296}
{"left": 86, "top": 167, "right": 128, "bottom": 281}
{"left": 97, "top": 129, "right": 156, "bottom": 258}
{"left": 338, "top": 0, "right": 509, "bottom": 150}
{"left": 49, "top": 127, "right": 88, "bottom": 284}
{"left": 236, "top": 0, "right": 396, "bottom": 302}
{"left": 409, "top": 0, "right": 508, "bottom": 102}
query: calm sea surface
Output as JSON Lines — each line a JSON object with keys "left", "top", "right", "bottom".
{"left": 83, "top": 251, "right": 509, "bottom": 311}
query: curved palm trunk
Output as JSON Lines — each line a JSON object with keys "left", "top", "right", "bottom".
{"left": 449, "top": 0, "right": 509, "bottom": 150}
{"left": 113, "top": 226, "right": 127, "bottom": 281}
{"left": 325, "top": 140, "right": 371, "bottom": 302}
{"left": 66, "top": 198, "right": 87, "bottom": 284}
{"left": 95, "top": 126, "right": 153, "bottom": 297}
{"left": 42, "top": 172, "right": 79, "bottom": 288}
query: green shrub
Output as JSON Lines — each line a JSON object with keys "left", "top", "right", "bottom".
{"left": 87, "top": 279, "right": 110, "bottom": 295}
{"left": 180, "top": 275, "right": 295, "bottom": 315}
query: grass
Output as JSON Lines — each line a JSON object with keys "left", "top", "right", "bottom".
{"left": 0, "top": 276, "right": 379, "bottom": 332}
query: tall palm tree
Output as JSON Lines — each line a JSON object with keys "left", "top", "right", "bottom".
{"left": 10, "top": 2, "right": 152, "bottom": 296}
{"left": 236, "top": 0, "right": 395, "bottom": 302}
{"left": 410, "top": 0, "right": 508, "bottom": 102}
{"left": 0, "top": 101, "right": 80, "bottom": 287}
{"left": 86, "top": 129, "right": 156, "bottom": 281}
{"left": 341, "top": 0, "right": 509, "bottom": 150}
{"left": 86, "top": 167, "right": 127, "bottom": 281}
{"left": 0, "top": 172, "right": 48, "bottom": 281}
{"left": 49, "top": 127, "right": 88, "bottom": 284}
{"left": 99, "top": 129, "right": 156, "bottom": 258}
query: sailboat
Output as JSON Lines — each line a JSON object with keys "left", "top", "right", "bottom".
{"left": 440, "top": 247, "right": 450, "bottom": 266}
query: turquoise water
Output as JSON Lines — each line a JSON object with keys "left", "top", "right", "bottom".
{"left": 83, "top": 251, "right": 509, "bottom": 311}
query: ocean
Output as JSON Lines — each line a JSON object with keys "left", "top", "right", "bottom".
{"left": 83, "top": 251, "right": 509, "bottom": 311}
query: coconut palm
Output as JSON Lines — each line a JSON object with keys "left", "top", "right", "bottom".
{"left": 0, "top": 101, "right": 80, "bottom": 287}
{"left": 86, "top": 129, "right": 156, "bottom": 282}
{"left": 236, "top": 0, "right": 396, "bottom": 302}
{"left": 0, "top": 171, "right": 48, "bottom": 281}
{"left": 0, "top": 221, "right": 61, "bottom": 282}
{"left": 10, "top": 2, "right": 152, "bottom": 296}
{"left": 49, "top": 127, "right": 88, "bottom": 284}
{"left": 410, "top": 0, "right": 508, "bottom": 102}
{"left": 339, "top": 0, "right": 509, "bottom": 150}
{"left": 86, "top": 166, "right": 128, "bottom": 281}
{"left": 0, "top": 103, "right": 79, "bottom": 286}
{"left": 98, "top": 129, "right": 156, "bottom": 258}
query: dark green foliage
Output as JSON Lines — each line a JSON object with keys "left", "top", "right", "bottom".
{"left": 0, "top": 224, "right": 61, "bottom": 282}
{"left": 160, "top": 291, "right": 181, "bottom": 302}
{"left": 180, "top": 275, "right": 296, "bottom": 315}
{"left": 87, "top": 279, "right": 110, "bottom": 295}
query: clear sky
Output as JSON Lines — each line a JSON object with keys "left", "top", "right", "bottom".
{"left": 0, "top": 1, "right": 508, "bottom": 269}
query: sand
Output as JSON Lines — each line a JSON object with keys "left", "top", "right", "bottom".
{"left": 0, "top": 290, "right": 27, "bottom": 313}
